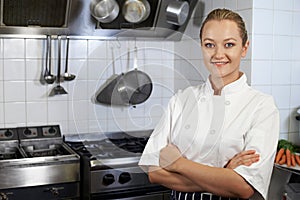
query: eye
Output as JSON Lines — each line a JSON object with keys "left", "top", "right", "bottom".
{"left": 225, "top": 43, "right": 235, "bottom": 48}
{"left": 204, "top": 43, "right": 215, "bottom": 48}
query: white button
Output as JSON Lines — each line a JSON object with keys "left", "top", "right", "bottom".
{"left": 225, "top": 101, "right": 230, "bottom": 105}
{"left": 210, "top": 129, "right": 216, "bottom": 134}
{"left": 185, "top": 124, "right": 190, "bottom": 129}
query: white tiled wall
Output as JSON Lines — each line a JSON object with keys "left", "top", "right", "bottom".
{"left": 252, "top": 0, "right": 300, "bottom": 143}
{"left": 0, "top": 38, "right": 175, "bottom": 135}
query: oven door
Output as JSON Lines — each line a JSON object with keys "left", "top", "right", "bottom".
{"left": 111, "top": 193, "right": 164, "bottom": 200}
{"left": 91, "top": 185, "right": 170, "bottom": 200}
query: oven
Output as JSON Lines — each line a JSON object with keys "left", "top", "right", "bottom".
{"left": 0, "top": 125, "right": 80, "bottom": 200}
{"left": 65, "top": 130, "right": 170, "bottom": 200}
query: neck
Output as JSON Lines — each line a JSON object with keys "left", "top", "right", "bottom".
{"left": 209, "top": 72, "right": 243, "bottom": 95}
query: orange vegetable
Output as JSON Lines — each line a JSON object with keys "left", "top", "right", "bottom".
{"left": 275, "top": 148, "right": 285, "bottom": 163}
{"left": 291, "top": 153, "right": 296, "bottom": 167}
{"left": 279, "top": 154, "right": 287, "bottom": 165}
{"left": 295, "top": 155, "right": 300, "bottom": 165}
{"left": 286, "top": 149, "right": 292, "bottom": 167}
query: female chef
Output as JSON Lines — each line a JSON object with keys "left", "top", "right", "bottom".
{"left": 139, "top": 8, "right": 279, "bottom": 200}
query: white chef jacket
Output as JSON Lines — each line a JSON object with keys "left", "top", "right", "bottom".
{"left": 138, "top": 74, "right": 279, "bottom": 200}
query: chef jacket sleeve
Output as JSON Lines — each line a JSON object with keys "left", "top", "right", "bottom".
{"left": 138, "top": 93, "right": 178, "bottom": 168}
{"left": 233, "top": 96, "right": 279, "bottom": 200}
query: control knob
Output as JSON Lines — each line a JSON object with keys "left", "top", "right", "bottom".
{"left": 118, "top": 172, "right": 131, "bottom": 184}
{"left": 0, "top": 193, "right": 8, "bottom": 200}
{"left": 102, "top": 174, "right": 115, "bottom": 186}
{"left": 23, "top": 128, "right": 32, "bottom": 136}
{"left": 4, "top": 130, "right": 13, "bottom": 138}
{"left": 48, "top": 127, "right": 57, "bottom": 134}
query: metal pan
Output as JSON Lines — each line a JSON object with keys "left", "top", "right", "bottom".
{"left": 117, "top": 69, "right": 152, "bottom": 105}
{"left": 95, "top": 70, "right": 152, "bottom": 106}
{"left": 95, "top": 46, "right": 152, "bottom": 106}
{"left": 166, "top": 1, "right": 190, "bottom": 26}
{"left": 122, "top": 0, "right": 151, "bottom": 23}
{"left": 90, "top": 0, "right": 120, "bottom": 23}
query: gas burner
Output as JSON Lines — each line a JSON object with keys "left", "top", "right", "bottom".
{"left": 68, "top": 136, "right": 149, "bottom": 161}
{"left": 109, "top": 137, "right": 149, "bottom": 153}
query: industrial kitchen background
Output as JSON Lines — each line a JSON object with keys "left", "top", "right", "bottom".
{"left": 0, "top": 0, "right": 299, "bottom": 199}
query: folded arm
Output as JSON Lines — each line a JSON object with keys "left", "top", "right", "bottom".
{"left": 147, "top": 145, "right": 259, "bottom": 199}
{"left": 148, "top": 166, "right": 203, "bottom": 192}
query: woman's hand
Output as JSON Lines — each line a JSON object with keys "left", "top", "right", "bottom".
{"left": 159, "top": 144, "right": 183, "bottom": 171}
{"left": 225, "top": 150, "right": 260, "bottom": 169}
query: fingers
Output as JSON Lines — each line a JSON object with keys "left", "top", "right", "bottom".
{"left": 225, "top": 150, "right": 260, "bottom": 169}
{"left": 237, "top": 154, "right": 260, "bottom": 166}
{"left": 235, "top": 150, "right": 256, "bottom": 157}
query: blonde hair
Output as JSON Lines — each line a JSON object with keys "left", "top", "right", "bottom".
{"left": 199, "top": 8, "right": 248, "bottom": 46}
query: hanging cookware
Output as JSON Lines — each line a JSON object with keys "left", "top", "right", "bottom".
{"left": 49, "top": 36, "right": 68, "bottom": 96}
{"left": 44, "top": 35, "right": 56, "bottom": 84}
{"left": 117, "top": 46, "right": 152, "bottom": 105}
{"left": 63, "top": 38, "right": 76, "bottom": 81}
{"left": 166, "top": 0, "right": 190, "bottom": 26}
{"left": 116, "top": 69, "right": 152, "bottom": 105}
{"left": 94, "top": 43, "right": 123, "bottom": 105}
{"left": 90, "top": 0, "right": 120, "bottom": 23}
{"left": 122, "top": 0, "right": 151, "bottom": 23}
{"left": 95, "top": 46, "right": 152, "bottom": 106}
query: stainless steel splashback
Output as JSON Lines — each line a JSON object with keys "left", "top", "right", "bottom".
{"left": 0, "top": 0, "right": 198, "bottom": 40}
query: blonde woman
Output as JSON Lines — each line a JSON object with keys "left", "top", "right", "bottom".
{"left": 139, "top": 8, "right": 279, "bottom": 200}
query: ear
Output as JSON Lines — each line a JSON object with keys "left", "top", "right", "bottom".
{"left": 241, "top": 40, "right": 250, "bottom": 58}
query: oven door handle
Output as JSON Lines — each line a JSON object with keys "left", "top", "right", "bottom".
{"left": 44, "top": 186, "right": 64, "bottom": 196}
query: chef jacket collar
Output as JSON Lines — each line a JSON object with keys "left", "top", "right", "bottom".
{"left": 205, "top": 73, "right": 248, "bottom": 95}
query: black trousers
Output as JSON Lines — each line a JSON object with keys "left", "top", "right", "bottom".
{"left": 170, "top": 190, "right": 243, "bottom": 200}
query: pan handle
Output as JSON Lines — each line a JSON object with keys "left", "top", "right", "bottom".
{"left": 133, "top": 46, "right": 138, "bottom": 70}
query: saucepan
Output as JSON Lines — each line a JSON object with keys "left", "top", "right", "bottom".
{"left": 166, "top": 0, "right": 190, "bottom": 26}
{"left": 122, "top": 0, "right": 151, "bottom": 23}
{"left": 90, "top": 0, "right": 120, "bottom": 23}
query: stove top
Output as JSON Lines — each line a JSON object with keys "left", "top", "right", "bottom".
{"left": 65, "top": 130, "right": 152, "bottom": 167}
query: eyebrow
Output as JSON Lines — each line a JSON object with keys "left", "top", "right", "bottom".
{"left": 202, "top": 37, "right": 238, "bottom": 42}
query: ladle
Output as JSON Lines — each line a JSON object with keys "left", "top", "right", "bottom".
{"left": 49, "top": 36, "right": 68, "bottom": 96}
{"left": 63, "top": 38, "right": 76, "bottom": 81}
{"left": 44, "top": 35, "right": 56, "bottom": 84}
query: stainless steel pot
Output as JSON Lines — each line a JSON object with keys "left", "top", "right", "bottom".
{"left": 90, "top": 0, "right": 120, "bottom": 23}
{"left": 122, "top": 0, "right": 151, "bottom": 23}
{"left": 166, "top": 1, "right": 190, "bottom": 26}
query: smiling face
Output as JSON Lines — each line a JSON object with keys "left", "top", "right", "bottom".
{"left": 201, "top": 19, "right": 249, "bottom": 87}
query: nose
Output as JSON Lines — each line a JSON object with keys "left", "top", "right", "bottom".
{"left": 214, "top": 46, "right": 225, "bottom": 59}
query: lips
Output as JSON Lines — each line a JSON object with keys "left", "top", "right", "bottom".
{"left": 211, "top": 61, "right": 229, "bottom": 67}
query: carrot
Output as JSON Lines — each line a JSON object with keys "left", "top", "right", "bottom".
{"left": 295, "top": 155, "right": 300, "bottom": 165}
{"left": 291, "top": 153, "right": 296, "bottom": 167}
{"left": 275, "top": 148, "right": 285, "bottom": 163}
{"left": 286, "top": 149, "right": 292, "bottom": 167}
{"left": 279, "top": 154, "right": 287, "bottom": 165}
